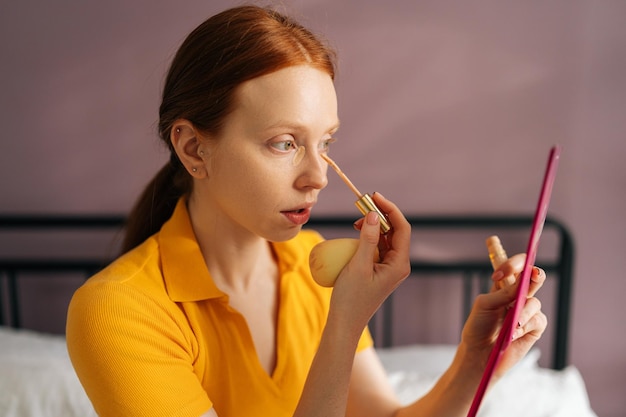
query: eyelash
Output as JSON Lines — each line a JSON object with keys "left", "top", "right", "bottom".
{"left": 270, "top": 137, "right": 337, "bottom": 153}
{"left": 320, "top": 137, "right": 336, "bottom": 152}
{"left": 270, "top": 138, "right": 298, "bottom": 152}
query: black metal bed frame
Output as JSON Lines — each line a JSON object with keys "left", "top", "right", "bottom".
{"left": 0, "top": 214, "right": 574, "bottom": 370}
{"left": 308, "top": 215, "right": 575, "bottom": 371}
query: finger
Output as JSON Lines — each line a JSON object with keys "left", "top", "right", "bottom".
{"left": 371, "top": 193, "right": 408, "bottom": 227}
{"left": 493, "top": 253, "right": 526, "bottom": 284}
{"left": 513, "top": 309, "right": 547, "bottom": 341}
{"left": 354, "top": 214, "right": 392, "bottom": 253}
{"left": 353, "top": 216, "right": 392, "bottom": 256}
{"left": 491, "top": 270, "right": 515, "bottom": 290}
{"left": 527, "top": 267, "right": 546, "bottom": 298}
{"left": 370, "top": 193, "right": 411, "bottom": 257}
{"left": 353, "top": 217, "right": 364, "bottom": 231}
{"left": 515, "top": 297, "right": 542, "bottom": 330}
{"left": 501, "top": 253, "right": 526, "bottom": 272}
{"left": 353, "top": 211, "right": 382, "bottom": 268}
{"left": 473, "top": 283, "right": 520, "bottom": 313}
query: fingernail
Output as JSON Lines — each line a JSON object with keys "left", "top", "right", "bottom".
{"left": 492, "top": 271, "right": 504, "bottom": 281}
{"left": 366, "top": 211, "right": 380, "bottom": 225}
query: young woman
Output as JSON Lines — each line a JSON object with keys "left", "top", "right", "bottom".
{"left": 66, "top": 5, "right": 547, "bottom": 417}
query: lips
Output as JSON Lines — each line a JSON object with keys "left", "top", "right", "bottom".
{"left": 281, "top": 207, "right": 312, "bottom": 225}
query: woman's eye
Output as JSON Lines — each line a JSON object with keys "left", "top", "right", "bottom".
{"left": 270, "top": 139, "right": 297, "bottom": 152}
{"left": 319, "top": 137, "right": 337, "bottom": 152}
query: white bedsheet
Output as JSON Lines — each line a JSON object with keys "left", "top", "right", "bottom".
{"left": 377, "top": 344, "right": 597, "bottom": 417}
{"left": 0, "top": 327, "right": 596, "bottom": 417}
{"left": 0, "top": 328, "right": 96, "bottom": 417}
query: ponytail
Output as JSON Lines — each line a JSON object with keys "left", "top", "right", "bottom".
{"left": 121, "top": 155, "right": 191, "bottom": 254}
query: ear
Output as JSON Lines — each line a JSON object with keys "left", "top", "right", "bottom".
{"left": 170, "top": 120, "right": 207, "bottom": 178}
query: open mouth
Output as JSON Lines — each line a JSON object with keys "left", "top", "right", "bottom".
{"left": 282, "top": 208, "right": 306, "bottom": 214}
{"left": 281, "top": 207, "right": 311, "bottom": 225}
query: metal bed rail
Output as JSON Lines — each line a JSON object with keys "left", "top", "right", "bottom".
{"left": 307, "top": 215, "right": 574, "bottom": 370}
{"left": 0, "top": 214, "right": 573, "bottom": 370}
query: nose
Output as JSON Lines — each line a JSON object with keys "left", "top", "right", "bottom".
{"left": 295, "top": 148, "right": 328, "bottom": 190}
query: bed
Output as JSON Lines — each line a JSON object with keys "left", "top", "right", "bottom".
{"left": 0, "top": 214, "right": 597, "bottom": 417}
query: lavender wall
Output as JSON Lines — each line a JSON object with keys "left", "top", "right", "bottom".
{"left": 1, "top": 1, "right": 624, "bottom": 415}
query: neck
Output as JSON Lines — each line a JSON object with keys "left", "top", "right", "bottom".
{"left": 186, "top": 195, "right": 278, "bottom": 292}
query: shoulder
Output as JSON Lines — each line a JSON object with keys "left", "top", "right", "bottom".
{"left": 66, "top": 237, "right": 208, "bottom": 416}
{"left": 67, "top": 236, "right": 179, "bottom": 339}
{"left": 78, "top": 235, "right": 165, "bottom": 296}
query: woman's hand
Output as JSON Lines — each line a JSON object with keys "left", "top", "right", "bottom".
{"left": 295, "top": 194, "right": 410, "bottom": 417}
{"left": 329, "top": 193, "right": 411, "bottom": 332}
{"left": 460, "top": 254, "right": 548, "bottom": 379}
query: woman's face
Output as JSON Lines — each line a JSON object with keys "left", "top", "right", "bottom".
{"left": 195, "top": 65, "right": 339, "bottom": 242}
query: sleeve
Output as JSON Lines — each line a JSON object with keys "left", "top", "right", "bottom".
{"left": 357, "top": 326, "right": 374, "bottom": 352}
{"left": 66, "top": 281, "right": 212, "bottom": 417}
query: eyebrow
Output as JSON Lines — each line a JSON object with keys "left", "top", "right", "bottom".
{"left": 263, "top": 120, "right": 341, "bottom": 134}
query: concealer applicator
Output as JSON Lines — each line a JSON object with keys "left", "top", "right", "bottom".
{"left": 321, "top": 153, "right": 391, "bottom": 234}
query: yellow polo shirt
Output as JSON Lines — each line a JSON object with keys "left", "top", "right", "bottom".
{"left": 67, "top": 199, "right": 373, "bottom": 417}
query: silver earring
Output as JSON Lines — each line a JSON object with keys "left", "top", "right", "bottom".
{"left": 175, "top": 127, "right": 181, "bottom": 133}
{"left": 192, "top": 167, "right": 197, "bottom": 173}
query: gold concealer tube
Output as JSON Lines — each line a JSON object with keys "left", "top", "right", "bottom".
{"left": 321, "top": 153, "right": 391, "bottom": 234}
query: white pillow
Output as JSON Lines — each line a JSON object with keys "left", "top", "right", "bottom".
{"left": 0, "top": 327, "right": 97, "bottom": 417}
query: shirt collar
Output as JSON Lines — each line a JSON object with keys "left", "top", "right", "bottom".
{"left": 160, "top": 198, "right": 224, "bottom": 302}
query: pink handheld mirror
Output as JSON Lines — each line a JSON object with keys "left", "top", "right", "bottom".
{"left": 467, "top": 145, "right": 562, "bottom": 417}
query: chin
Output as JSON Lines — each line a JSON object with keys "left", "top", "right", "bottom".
{"left": 266, "top": 226, "right": 302, "bottom": 243}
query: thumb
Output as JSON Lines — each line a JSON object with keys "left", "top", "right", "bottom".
{"left": 354, "top": 212, "right": 381, "bottom": 266}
